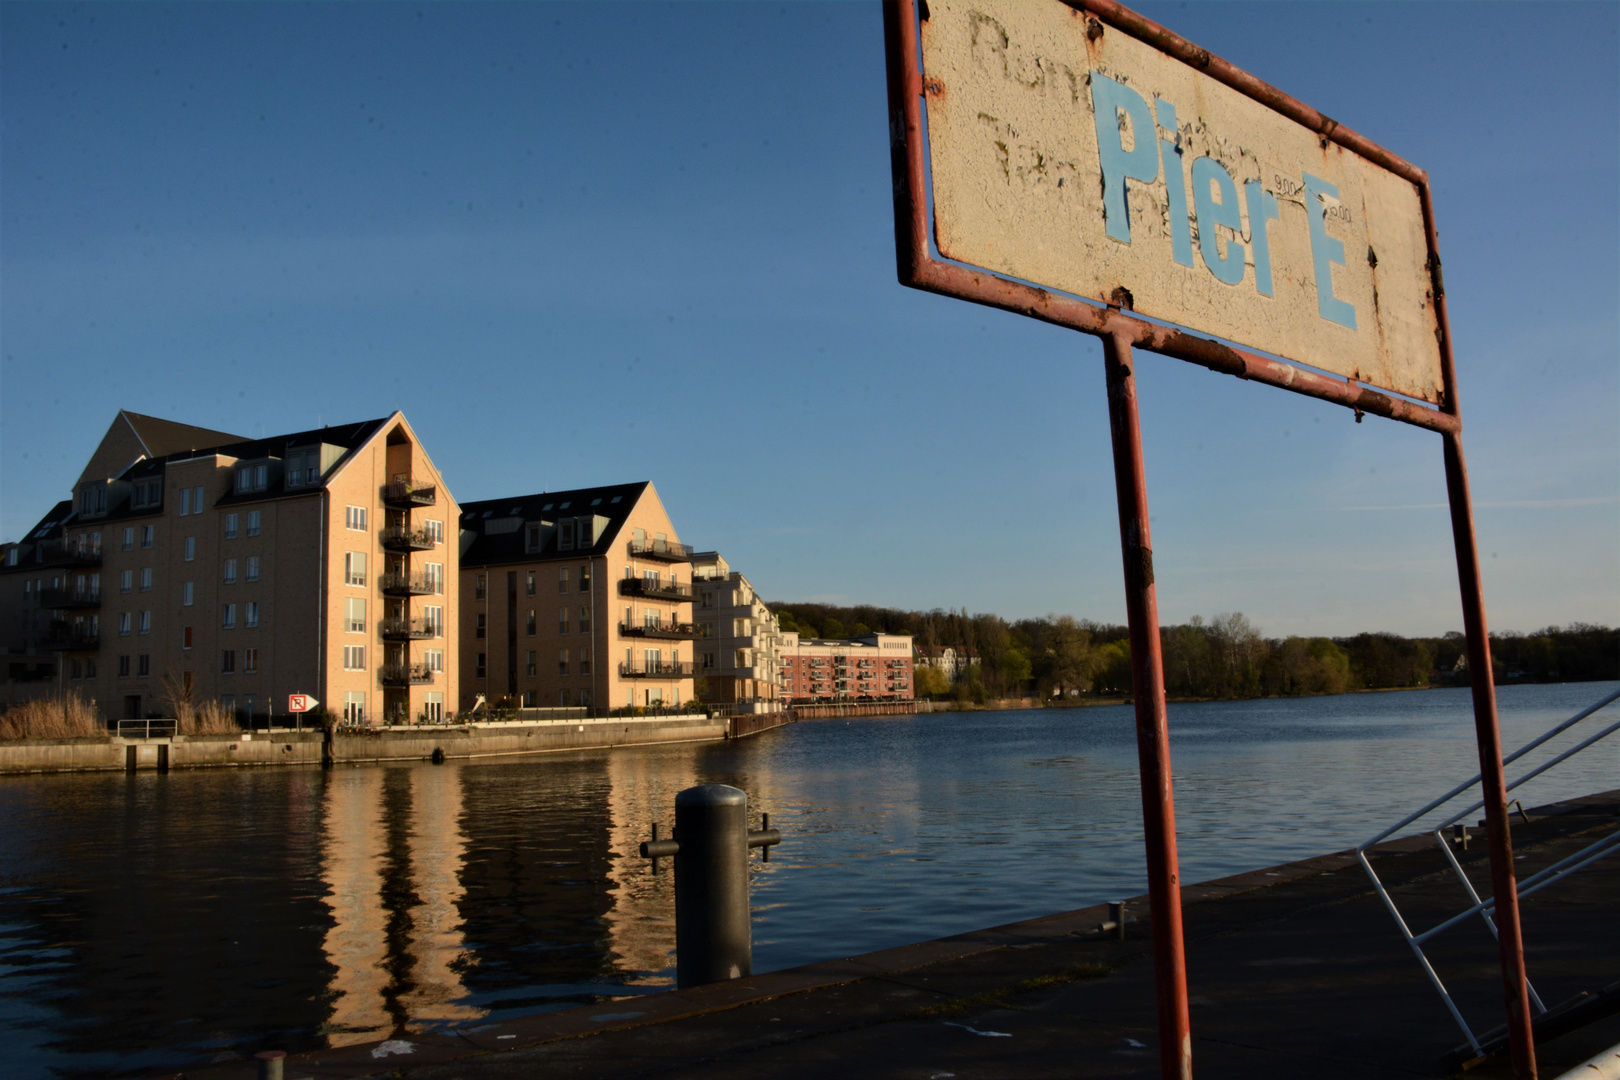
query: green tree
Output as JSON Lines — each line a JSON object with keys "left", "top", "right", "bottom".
{"left": 1001, "top": 644, "right": 1032, "bottom": 692}
{"left": 914, "top": 664, "right": 951, "bottom": 698}
{"left": 822, "top": 617, "right": 846, "bottom": 639}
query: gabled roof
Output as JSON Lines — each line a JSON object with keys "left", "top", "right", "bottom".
{"left": 459, "top": 482, "right": 653, "bottom": 568}
{"left": 122, "top": 411, "right": 245, "bottom": 458}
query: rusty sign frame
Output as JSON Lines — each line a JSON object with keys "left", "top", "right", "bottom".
{"left": 881, "top": 1, "right": 1538, "bottom": 1077}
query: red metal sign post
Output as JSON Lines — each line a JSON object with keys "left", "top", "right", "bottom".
{"left": 881, "top": 1, "right": 1536, "bottom": 1076}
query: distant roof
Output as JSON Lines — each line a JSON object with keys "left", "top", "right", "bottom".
{"left": 459, "top": 482, "right": 652, "bottom": 567}
{"left": 121, "top": 411, "right": 246, "bottom": 458}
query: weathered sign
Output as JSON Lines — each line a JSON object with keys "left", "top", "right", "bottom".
{"left": 919, "top": 0, "right": 1443, "bottom": 403}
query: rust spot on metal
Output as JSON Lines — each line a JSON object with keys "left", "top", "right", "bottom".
{"left": 1428, "top": 252, "right": 1446, "bottom": 298}
{"left": 924, "top": 77, "right": 945, "bottom": 97}
{"left": 1127, "top": 543, "right": 1155, "bottom": 590}
{"left": 1160, "top": 330, "right": 1247, "bottom": 379}
{"left": 1110, "top": 285, "right": 1135, "bottom": 310}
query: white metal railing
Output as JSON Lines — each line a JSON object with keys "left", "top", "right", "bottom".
{"left": 1357, "top": 687, "right": 1620, "bottom": 1056}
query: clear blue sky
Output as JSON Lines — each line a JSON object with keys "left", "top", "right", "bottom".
{"left": 3, "top": 2, "right": 1615, "bottom": 638}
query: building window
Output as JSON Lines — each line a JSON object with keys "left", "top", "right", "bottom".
{"left": 425, "top": 649, "right": 444, "bottom": 673}
{"left": 222, "top": 649, "right": 236, "bottom": 674}
{"left": 579, "top": 646, "right": 591, "bottom": 675}
{"left": 425, "top": 692, "right": 444, "bottom": 723}
{"left": 475, "top": 574, "right": 486, "bottom": 600}
{"left": 236, "top": 465, "right": 265, "bottom": 493}
{"left": 522, "top": 690, "right": 538, "bottom": 707}
{"left": 224, "top": 514, "right": 238, "bottom": 539}
{"left": 246, "top": 556, "right": 259, "bottom": 582}
{"left": 182, "top": 582, "right": 194, "bottom": 606}
{"left": 193, "top": 486, "right": 204, "bottom": 513}
{"left": 525, "top": 650, "right": 537, "bottom": 676}
{"left": 579, "top": 605, "right": 591, "bottom": 634}
{"left": 132, "top": 479, "right": 163, "bottom": 509}
{"left": 180, "top": 488, "right": 191, "bottom": 516}
{"left": 122, "top": 527, "right": 135, "bottom": 551}
{"left": 119, "top": 612, "right": 131, "bottom": 636}
{"left": 220, "top": 695, "right": 234, "bottom": 717}
{"left": 525, "top": 523, "right": 542, "bottom": 553}
{"left": 224, "top": 559, "right": 238, "bottom": 584}
{"left": 245, "top": 602, "right": 259, "bottom": 628}
{"left": 475, "top": 653, "right": 486, "bottom": 678}
{"left": 118, "top": 655, "right": 130, "bottom": 677}
{"left": 559, "top": 520, "right": 574, "bottom": 551}
{"left": 558, "top": 607, "right": 569, "bottom": 634}
{"left": 244, "top": 648, "right": 258, "bottom": 673}
{"left": 247, "top": 510, "right": 261, "bottom": 537}
{"left": 525, "top": 609, "right": 536, "bottom": 636}
{"left": 577, "top": 517, "right": 594, "bottom": 547}
{"left": 285, "top": 448, "right": 318, "bottom": 488}
{"left": 184, "top": 537, "right": 195, "bottom": 561}
{"left": 138, "top": 653, "right": 151, "bottom": 677}
{"left": 222, "top": 604, "right": 236, "bottom": 629}
{"left": 424, "top": 520, "right": 444, "bottom": 544}
{"left": 424, "top": 606, "right": 443, "bottom": 635}
{"left": 345, "top": 552, "right": 367, "bottom": 586}
{"left": 139, "top": 611, "right": 152, "bottom": 635}
{"left": 121, "top": 570, "right": 133, "bottom": 593}
{"left": 525, "top": 570, "right": 536, "bottom": 596}
{"left": 558, "top": 568, "right": 570, "bottom": 593}
{"left": 345, "top": 598, "right": 366, "bottom": 633}
{"left": 141, "top": 525, "right": 154, "bottom": 548}
{"left": 558, "top": 648, "right": 569, "bottom": 675}
{"left": 475, "top": 613, "right": 486, "bottom": 639}
{"left": 344, "top": 692, "right": 366, "bottom": 724}
{"left": 425, "top": 563, "right": 443, "bottom": 594}
{"left": 343, "top": 645, "right": 365, "bottom": 670}
{"left": 580, "top": 565, "right": 591, "bottom": 592}
{"left": 140, "top": 568, "right": 152, "bottom": 592}
{"left": 345, "top": 505, "right": 367, "bottom": 531}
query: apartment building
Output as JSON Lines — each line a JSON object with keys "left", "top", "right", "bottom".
{"left": 778, "top": 631, "right": 915, "bottom": 703}
{"left": 457, "top": 482, "right": 697, "bottom": 712}
{"left": 0, "top": 410, "right": 460, "bottom": 725}
{"left": 690, "top": 552, "right": 784, "bottom": 713}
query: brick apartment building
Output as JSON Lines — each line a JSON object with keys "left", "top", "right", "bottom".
{"left": 691, "top": 552, "right": 785, "bottom": 712}
{"left": 778, "top": 631, "right": 914, "bottom": 704}
{"left": 457, "top": 482, "right": 698, "bottom": 712}
{"left": 0, "top": 410, "right": 460, "bottom": 725}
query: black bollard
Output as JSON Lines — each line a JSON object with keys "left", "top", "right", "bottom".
{"left": 640, "top": 784, "right": 781, "bottom": 989}
{"left": 255, "top": 1050, "right": 285, "bottom": 1080}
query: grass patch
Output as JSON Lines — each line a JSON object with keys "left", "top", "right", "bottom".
{"left": 905, "top": 962, "right": 1112, "bottom": 1020}
{"left": 0, "top": 693, "right": 105, "bottom": 739}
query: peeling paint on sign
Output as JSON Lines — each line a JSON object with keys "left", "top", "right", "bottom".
{"left": 920, "top": 0, "right": 1443, "bottom": 403}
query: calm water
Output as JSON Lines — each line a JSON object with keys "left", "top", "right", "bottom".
{"left": 2, "top": 682, "right": 1615, "bottom": 1078}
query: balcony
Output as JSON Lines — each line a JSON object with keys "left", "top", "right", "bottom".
{"left": 379, "top": 617, "right": 438, "bottom": 641}
{"left": 618, "top": 660, "right": 696, "bottom": 678}
{"left": 379, "top": 525, "right": 435, "bottom": 552}
{"left": 379, "top": 662, "right": 434, "bottom": 686}
{"left": 32, "top": 539, "right": 101, "bottom": 568}
{"left": 380, "top": 572, "right": 436, "bottom": 596}
{"left": 627, "top": 538, "right": 693, "bottom": 562}
{"left": 382, "top": 478, "right": 437, "bottom": 508}
{"left": 37, "top": 587, "right": 101, "bottom": 609}
{"left": 618, "top": 577, "right": 694, "bottom": 602}
{"left": 619, "top": 621, "right": 700, "bottom": 640}
{"left": 39, "top": 623, "right": 99, "bottom": 650}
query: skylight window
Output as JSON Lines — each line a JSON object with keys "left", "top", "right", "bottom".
{"left": 611, "top": 496, "right": 622, "bottom": 504}
{"left": 542, "top": 503, "right": 554, "bottom": 511}
{"left": 591, "top": 498, "right": 602, "bottom": 506}
{"left": 482, "top": 511, "right": 494, "bottom": 518}
{"left": 559, "top": 501, "right": 571, "bottom": 509}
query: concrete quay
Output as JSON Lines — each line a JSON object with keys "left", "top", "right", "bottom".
{"left": 165, "top": 791, "right": 1619, "bottom": 1080}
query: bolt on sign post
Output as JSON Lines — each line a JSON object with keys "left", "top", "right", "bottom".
{"left": 881, "top": 1, "right": 1535, "bottom": 1077}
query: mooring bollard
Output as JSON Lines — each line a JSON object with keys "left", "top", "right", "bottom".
{"left": 1453, "top": 823, "right": 1469, "bottom": 850}
{"left": 255, "top": 1050, "right": 286, "bottom": 1080}
{"left": 640, "top": 784, "right": 781, "bottom": 989}
{"left": 1107, "top": 900, "right": 1128, "bottom": 941}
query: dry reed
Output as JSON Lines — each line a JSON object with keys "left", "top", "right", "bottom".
{"left": 0, "top": 693, "right": 106, "bottom": 740}
{"left": 182, "top": 700, "right": 241, "bottom": 735}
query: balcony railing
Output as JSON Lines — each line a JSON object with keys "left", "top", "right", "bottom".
{"left": 380, "top": 572, "right": 437, "bottom": 596}
{"left": 618, "top": 661, "right": 696, "bottom": 678}
{"left": 379, "top": 617, "right": 438, "bottom": 641}
{"left": 379, "top": 662, "right": 435, "bottom": 686}
{"left": 32, "top": 539, "right": 101, "bottom": 567}
{"left": 37, "top": 587, "right": 101, "bottom": 609}
{"left": 627, "top": 538, "right": 694, "bottom": 562}
{"left": 39, "top": 623, "right": 99, "bottom": 650}
{"left": 381, "top": 478, "right": 437, "bottom": 508}
{"left": 618, "top": 578, "right": 693, "bottom": 602}
{"left": 379, "top": 525, "right": 435, "bottom": 552}
{"left": 618, "top": 621, "right": 700, "bottom": 640}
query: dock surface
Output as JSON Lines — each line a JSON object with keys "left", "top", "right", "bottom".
{"left": 171, "top": 791, "right": 1619, "bottom": 1080}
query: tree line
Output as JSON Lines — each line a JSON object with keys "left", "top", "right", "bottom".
{"left": 769, "top": 603, "right": 1618, "bottom": 703}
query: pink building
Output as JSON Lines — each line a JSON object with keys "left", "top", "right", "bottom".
{"left": 778, "top": 632, "right": 913, "bottom": 704}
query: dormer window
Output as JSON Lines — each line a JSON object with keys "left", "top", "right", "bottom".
{"left": 78, "top": 483, "right": 107, "bottom": 516}
{"left": 559, "top": 519, "right": 575, "bottom": 551}
{"left": 236, "top": 463, "right": 269, "bottom": 494}
{"left": 577, "top": 517, "right": 594, "bottom": 547}
{"left": 285, "top": 448, "right": 319, "bottom": 488}
{"left": 131, "top": 479, "right": 163, "bottom": 510}
{"left": 525, "top": 523, "right": 543, "bottom": 553}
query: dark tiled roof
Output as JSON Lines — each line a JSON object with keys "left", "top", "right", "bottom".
{"left": 459, "top": 482, "right": 651, "bottom": 568}
{"left": 199, "top": 417, "right": 390, "bottom": 508}
{"left": 121, "top": 411, "right": 245, "bottom": 457}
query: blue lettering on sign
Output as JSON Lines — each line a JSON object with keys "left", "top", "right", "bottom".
{"left": 1303, "top": 173, "right": 1357, "bottom": 329}
{"left": 1155, "top": 99, "right": 1193, "bottom": 267}
{"left": 1192, "top": 156, "right": 1245, "bottom": 285}
{"left": 1244, "top": 181, "right": 1280, "bottom": 297}
{"left": 1090, "top": 74, "right": 1158, "bottom": 243}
